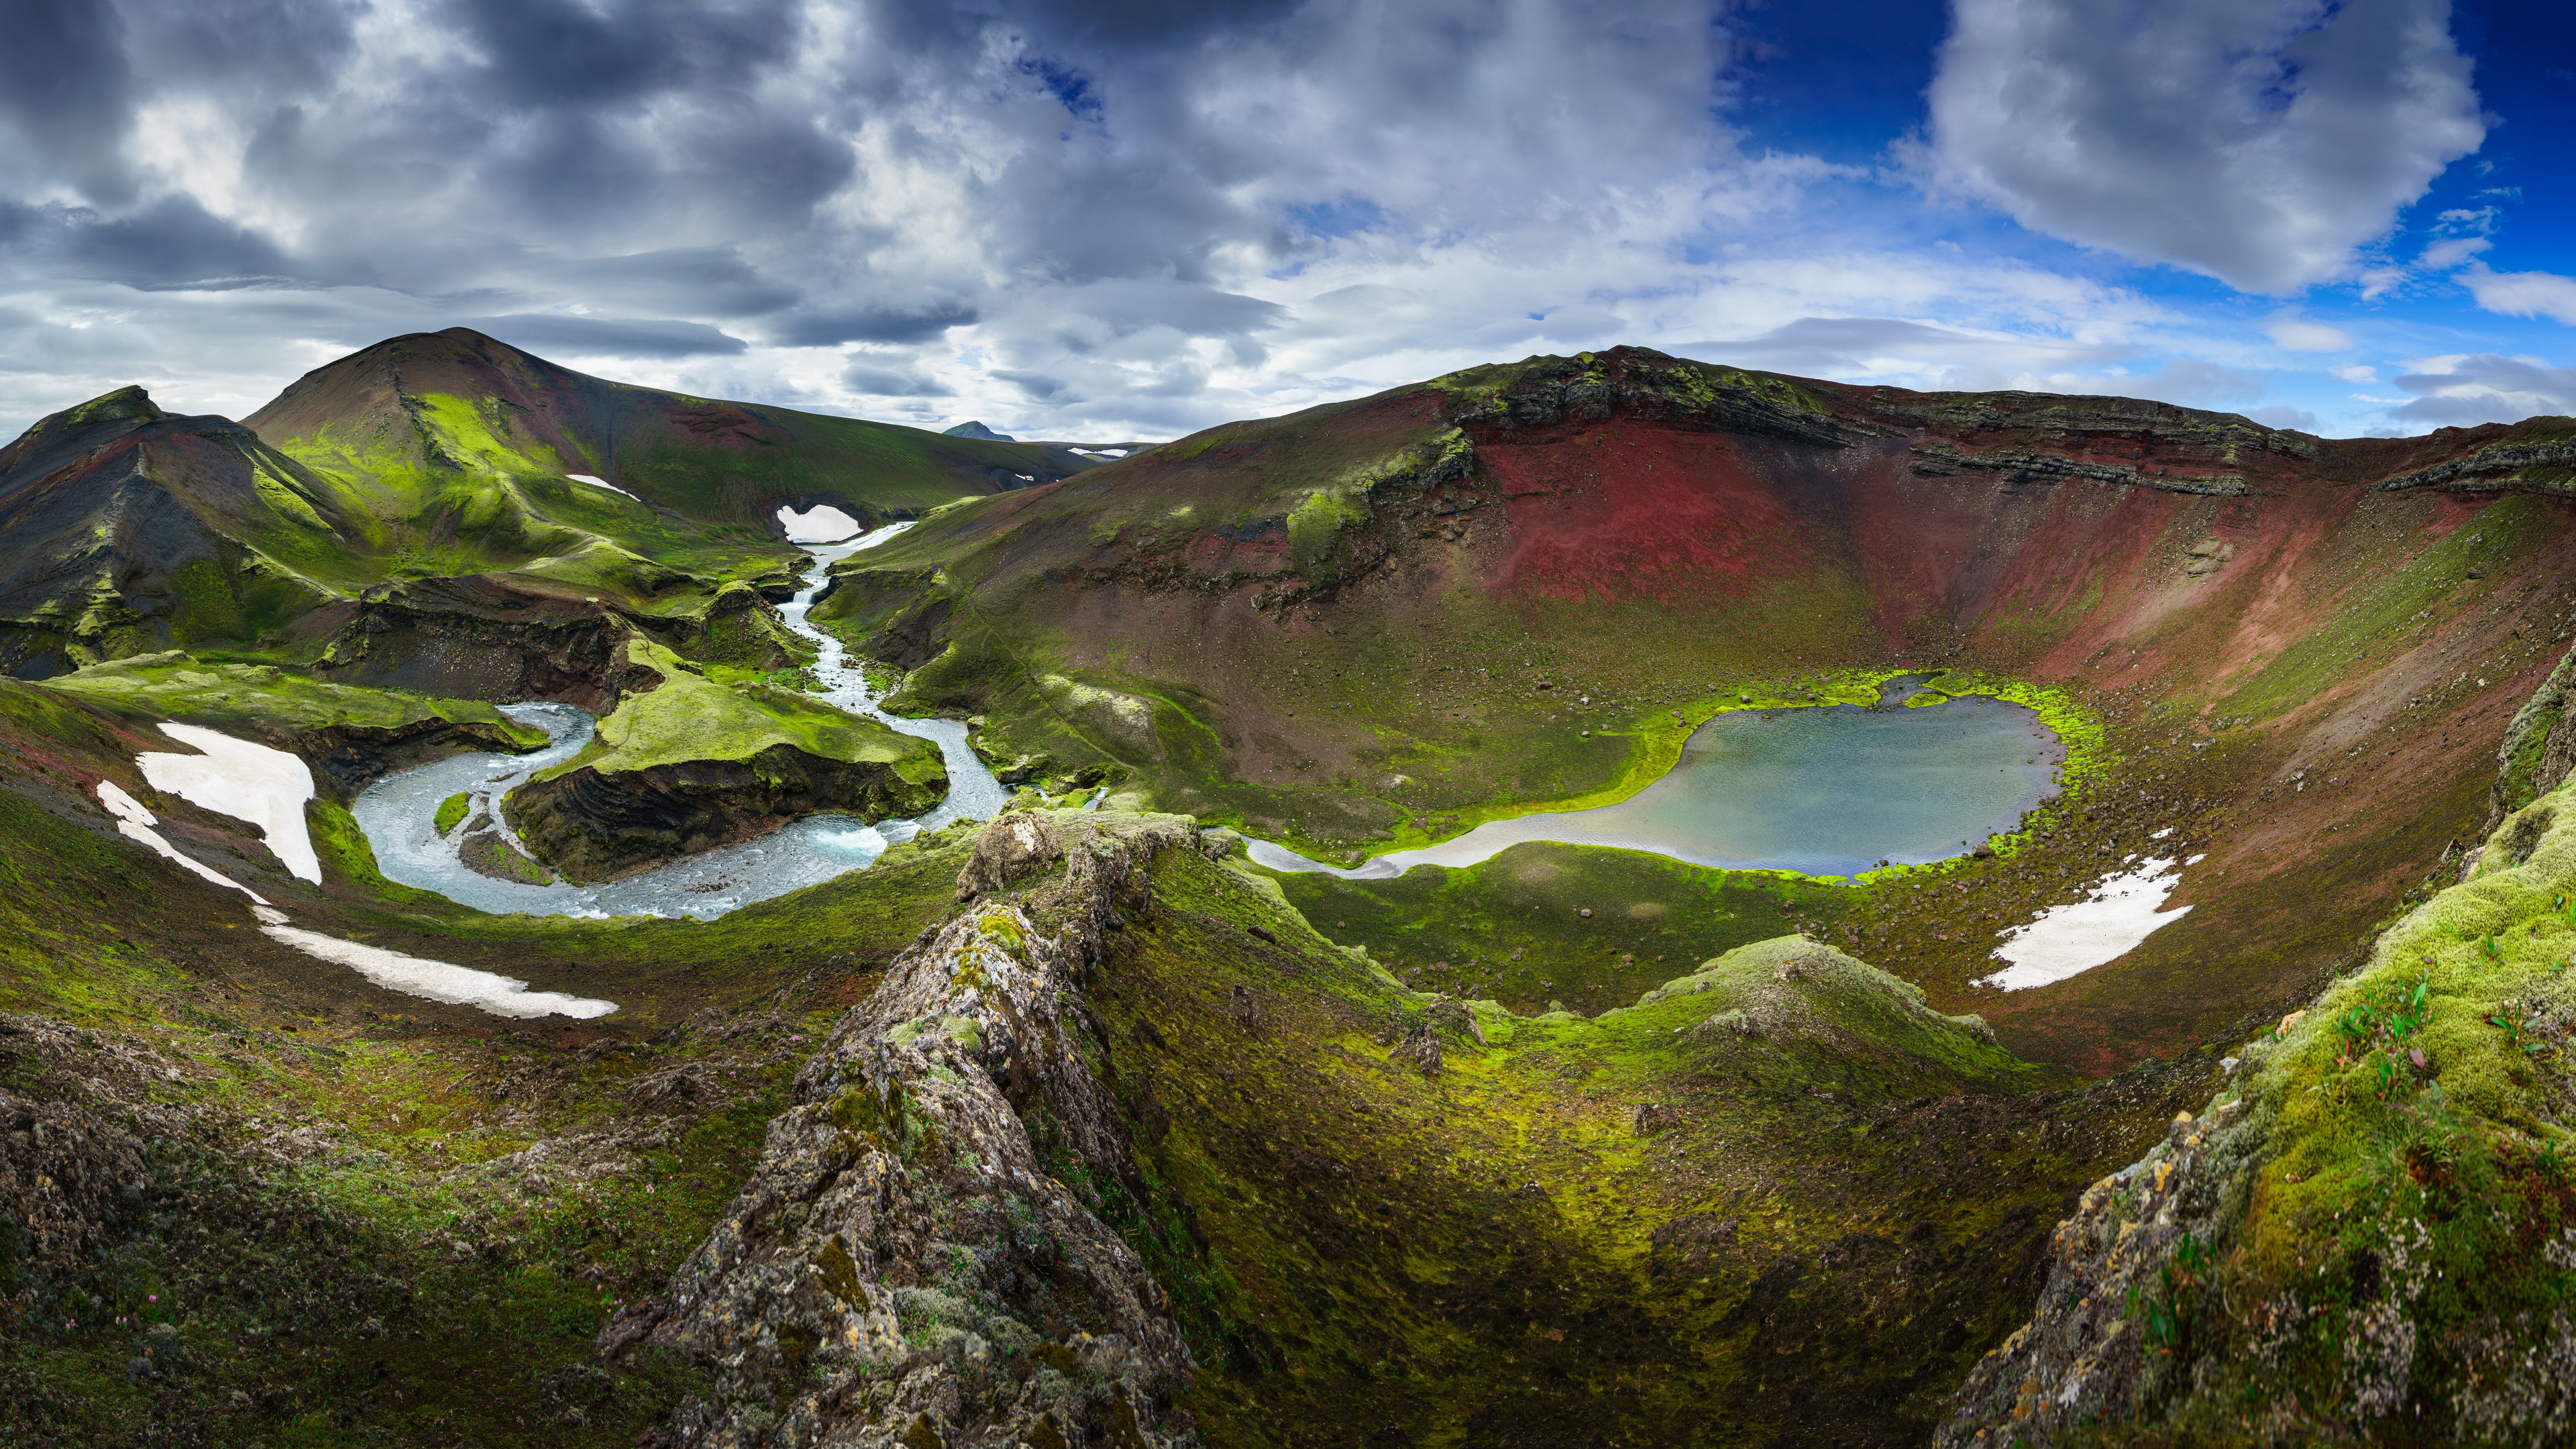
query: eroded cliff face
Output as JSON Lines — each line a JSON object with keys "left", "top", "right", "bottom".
{"left": 511, "top": 745, "right": 948, "bottom": 883}
{"left": 603, "top": 813, "right": 1201, "bottom": 1448}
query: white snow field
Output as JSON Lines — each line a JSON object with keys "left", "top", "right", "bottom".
{"left": 1977, "top": 857, "right": 2193, "bottom": 991}
{"left": 777, "top": 502, "right": 862, "bottom": 542}
{"left": 135, "top": 723, "right": 321, "bottom": 882}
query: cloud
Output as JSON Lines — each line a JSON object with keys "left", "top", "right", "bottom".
{"left": 1923, "top": 0, "right": 2485, "bottom": 294}
{"left": 2418, "top": 236, "right": 2492, "bottom": 270}
{"left": 451, "top": 313, "right": 749, "bottom": 358}
{"left": 2265, "top": 316, "right": 2351, "bottom": 352}
{"left": 2245, "top": 405, "right": 2320, "bottom": 431}
{"left": 2332, "top": 364, "right": 2378, "bottom": 382}
{"left": 1682, "top": 315, "right": 2138, "bottom": 382}
{"left": 0, "top": 0, "right": 2520, "bottom": 448}
{"left": 2459, "top": 263, "right": 2576, "bottom": 326}
{"left": 2390, "top": 353, "right": 2576, "bottom": 425}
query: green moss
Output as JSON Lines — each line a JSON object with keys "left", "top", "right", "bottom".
{"left": 432, "top": 792, "right": 471, "bottom": 835}
{"left": 1059, "top": 836, "right": 2138, "bottom": 1447}
{"left": 537, "top": 638, "right": 941, "bottom": 782}
{"left": 39, "top": 653, "right": 549, "bottom": 749}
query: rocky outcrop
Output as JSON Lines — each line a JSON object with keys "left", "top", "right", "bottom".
{"left": 510, "top": 744, "right": 947, "bottom": 883}
{"left": 1935, "top": 1099, "right": 2265, "bottom": 1446}
{"left": 1440, "top": 347, "right": 1854, "bottom": 447}
{"left": 602, "top": 812, "right": 1203, "bottom": 1449}
{"left": 1907, "top": 443, "right": 2250, "bottom": 496}
{"left": 2370, "top": 433, "right": 2576, "bottom": 495}
{"left": 309, "top": 578, "right": 662, "bottom": 711}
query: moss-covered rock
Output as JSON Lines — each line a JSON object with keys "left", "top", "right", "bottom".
{"left": 508, "top": 639, "right": 945, "bottom": 881}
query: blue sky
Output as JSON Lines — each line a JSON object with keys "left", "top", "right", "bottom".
{"left": 1, "top": 0, "right": 2570, "bottom": 440}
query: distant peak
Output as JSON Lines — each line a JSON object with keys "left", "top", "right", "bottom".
{"left": 943, "top": 421, "right": 1016, "bottom": 441}
{"left": 58, "top": 385, "right": 165, "bottom": 428}
{"left": 4, "top": 385, "right": 167, "bottom": 454}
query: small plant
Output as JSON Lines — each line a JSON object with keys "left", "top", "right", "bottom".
{"left": 2488, "top": 1002, "right": 2551, "bottom": 1057}
{"left": 2127, "top": 1230, "right": 2213, "bottom": 1352}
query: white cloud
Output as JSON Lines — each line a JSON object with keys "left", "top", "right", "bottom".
{"left": 2459, "top": 263, "right": 2576, "bottom": 326}
{"left": 2266, "top": 317, "right": 2352, "bottom": 352}
{"left": 2331, "top": 364, "right": 2379, "bottom": 382}
{"left": 2389, "top": 352, "right": 2576, "bottom": 425}
{"left": 1924, "top": 0, "right": 2485, "bottom": 294}
{"left": 2418, "top": 236, "right": 2493, "bottom": 270}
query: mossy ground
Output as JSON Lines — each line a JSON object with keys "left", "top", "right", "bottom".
{"left": 36, "top": 653, "right": 549, "bottom": 751}
{"left": 1057, "top": 835, "right": 2198, "bottom": 1447}
{"left": 533, "top": 638, "right": 942, "bottom": 787}
{"left": 0, "top": 680, "right": 983, "bottom": 1446}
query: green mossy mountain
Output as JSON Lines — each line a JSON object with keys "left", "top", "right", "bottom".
{"left": 0, "top": 329, "right": 1109, "bottom": 702}
{"left": 15, "top": 337, "right": 2576, "bottom": 1446}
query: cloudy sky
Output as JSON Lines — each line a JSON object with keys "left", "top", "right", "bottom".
{"left": 2, "top": 0, "right": 2571, "bottom": 441}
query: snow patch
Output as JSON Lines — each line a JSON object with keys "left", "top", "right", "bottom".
{"left": 258, "top": 926, "right": 617, "bottom": 1019}
{"left": 1978, "top": 857, "right": 2192, "bottom": 991}
{"left": 94, "top": 781, "right": 270, "bottom": 904}
{"left": 136, "top": 724, "right": 319, "bottom": 882}
{"left": 777, "top": 502, "right": 862, "bottom": 543}
{"left": 567, "top": 474, "right": 643, "bottom": 502}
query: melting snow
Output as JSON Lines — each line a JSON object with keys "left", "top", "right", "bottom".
{"left": 136, "top": 724, "right": 319, "bottom": 882}
{"left": 95, "top": 781, "right": 270, "bottom": 904}
{"left": 258, "top": 926, "right": 616, "bottom": 1019}
{"left": 567, "top": 473, "right": 644, "bottom": 502}
{"left": 777, "top": 502, "right": 862, "bottom": 543}
{"left": 1978, "top": 857, "right": 2192, "bottom": 991}
{"left": 99, "top": 780, "right": 610, "bottom": 1017}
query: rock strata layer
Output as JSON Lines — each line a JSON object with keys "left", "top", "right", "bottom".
{"left": 603, "top": 813, "right": 1201, "bottom": 1449}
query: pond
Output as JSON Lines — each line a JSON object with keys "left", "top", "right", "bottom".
{"left": 350, "top": 520, "right": 1010, "bottom": 918}
{"left": 1250, "top": 683, "right": 2065, "bottom": 881}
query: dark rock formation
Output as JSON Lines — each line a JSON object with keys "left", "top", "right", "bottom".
{"left": 309, "top": 578, "right": 661, "bottom": 711}
{"left": 511, "top": 744, "right": 946, "bottom": 883}
{"left": 602, "top": 813, "right": 1202, "bottom": 1448}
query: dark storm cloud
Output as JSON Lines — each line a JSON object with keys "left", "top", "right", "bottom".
{"left": 773, "top": 301, "right": 979, "bottom": 347}
{"left": 443, "top": 0, "right": 801, "bottom": 109}
{"left": 0, "top": 0, "right": 138, "bottom": 205}
{"left": 454, "top": 313, "right": 751, "bottom": 358}
{"left": 4, "top": 198, "right": 293, "bottom": 286}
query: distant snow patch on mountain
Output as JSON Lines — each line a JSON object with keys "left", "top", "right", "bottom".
{"left": 567, "top": 473, "right": 643, "bottom": 502}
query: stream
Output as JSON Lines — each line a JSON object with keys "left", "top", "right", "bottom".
{"left": 350, "top": 521, "right": 1008, "bottom": 918}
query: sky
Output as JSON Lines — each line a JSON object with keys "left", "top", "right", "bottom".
{"left": 2, "top": 0, "right": 2573, "bottom": 443}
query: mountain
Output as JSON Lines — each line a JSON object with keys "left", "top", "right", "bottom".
{"left": 815, "top": 346, "right": 2576, "bottom": 1070}
{"left": 247, "top": 329, "right": 1097, "bottom": 529}
{"left": 941, "top": 419, "right": 1016, "bottom": 441}
{"left": 15, "top": 341, "right": 2576, "bottom": 1445}
{"left": 0, "top": 386, "right": 357, "bottom": 678}
{"left": 0, "top": 329, "right": 1104, "bottom": 685}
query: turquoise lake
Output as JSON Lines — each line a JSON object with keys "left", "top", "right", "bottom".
{"left": 1250, "top": 689, "right": 2065, "bottom": 881}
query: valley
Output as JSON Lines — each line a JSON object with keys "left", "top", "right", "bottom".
{"left": 5, "top": 334, "right": 2576, "bottom": 1445}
